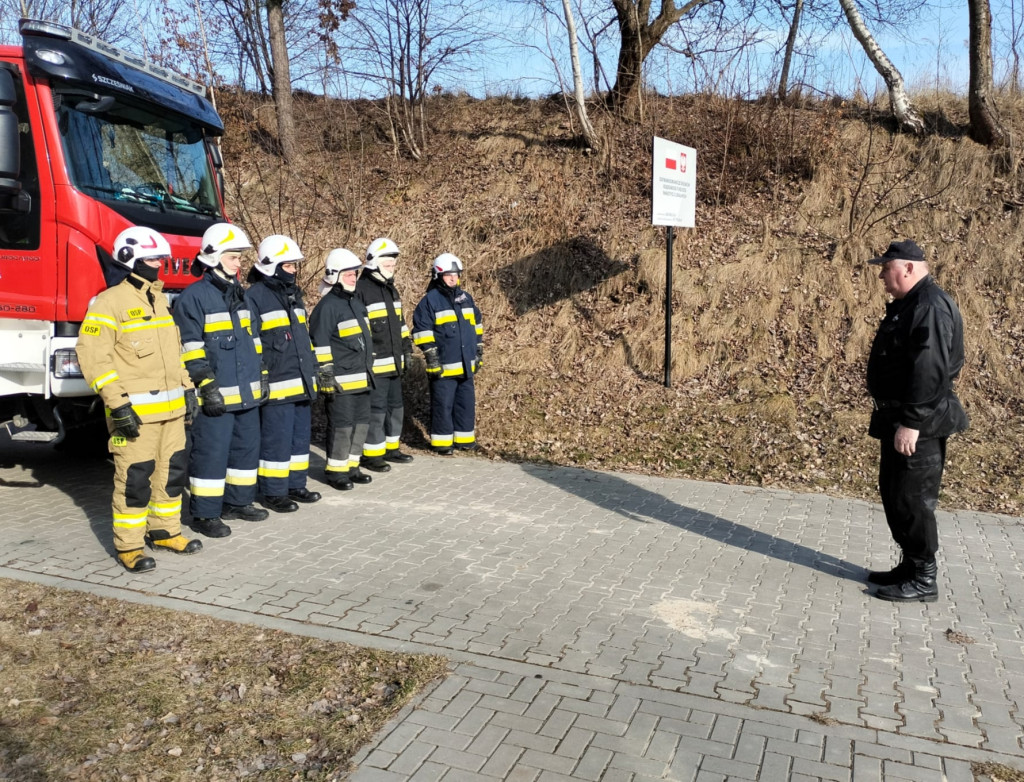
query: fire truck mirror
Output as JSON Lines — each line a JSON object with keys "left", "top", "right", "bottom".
{"left": 0, "top": 68, "right": 20, "bottom": 195}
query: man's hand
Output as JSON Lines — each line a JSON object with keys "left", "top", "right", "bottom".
{"left": 184, "top": 388, "right": 198, "bottom": 425}
{"left": 894, "top": 425, "right": 919, "bottom": 456}
{"left": 198, "top": 379, "right": 226, "bottom": 417}
{"left": 110, "top": 403, "right": 142, "bottom": 439}
{"left": 318, "top": 364, "right": 341, "bottom": 395}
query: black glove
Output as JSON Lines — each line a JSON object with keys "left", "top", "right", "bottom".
{"left": 184, "top": 388, "right": 198, "bottom": 425}
{"left": 423, "top": 346, "right": 441, "bottom": 377}
{"left": 110, "top": 403, "right": 141, "bottom": 439}
{"left": 198, "top": 379, "right": 226, "bottom": 417}
{"left": 475, "top": 343, "right": 484, "bottom": 370}
{"left": 403, "top": 348, "right": 414, "bottom": 372}
{"left": 260, "top": 363, "right": 270, "bottom": 402}
{"left": 318, "top": 363, "right": 341, "bottom": 395}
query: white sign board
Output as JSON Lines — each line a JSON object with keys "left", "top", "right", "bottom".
{"left": 651, "top": 137, "right": 696, "bottom": 228}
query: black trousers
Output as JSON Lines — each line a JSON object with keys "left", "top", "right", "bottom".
{"left": 878, "top": 436, "right": 946, "bottom": 563}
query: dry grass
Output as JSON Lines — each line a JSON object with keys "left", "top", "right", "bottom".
{"left": 216, "top": 89, "right": 1024, "bottom": 515}
{"left": 0, "top": 578, "right": 447, "bottom": 781}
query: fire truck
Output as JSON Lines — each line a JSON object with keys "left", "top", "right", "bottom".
{"left": 0, "top": 19, "right": 226, "bottom": 443}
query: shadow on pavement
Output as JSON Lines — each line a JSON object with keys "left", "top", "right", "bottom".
{"left": 521, "top": 462, "right": 866, "bottom": 583}
{"left": 0, "top": 431, "right": 117, "bottom": 555}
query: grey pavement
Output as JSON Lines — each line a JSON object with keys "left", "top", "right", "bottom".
{"left": 1, "top": 432, "right": 1023, "bottom": 780}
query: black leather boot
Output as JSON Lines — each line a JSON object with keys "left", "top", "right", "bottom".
{"left": 262, "top": 495, "right": 299, "bottom": 513}
{"left": 867, "top": 557, "right": 913, "bottom": 586}
{"left": 874, "top": 559, "right": 938, "bottom": 603}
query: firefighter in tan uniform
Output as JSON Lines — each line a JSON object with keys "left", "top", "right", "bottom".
{"left": 76, "top": 226, "right": 202, "bottom": 572}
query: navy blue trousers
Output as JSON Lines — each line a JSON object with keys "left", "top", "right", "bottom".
{"left": 188, "top": 405, "right": 260, "bottom": 519}
{"left": 429, "top": 375, "right": 475, "bottom": 449}
{"left": 258, "top": 401, "right": 312, "bottom": 497}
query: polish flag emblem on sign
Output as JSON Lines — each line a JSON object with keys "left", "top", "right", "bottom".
{"left": 665, "top": 153, "right": 687, "bottom": 173}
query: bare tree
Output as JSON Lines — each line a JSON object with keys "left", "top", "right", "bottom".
{"left": 266, "top": 0, "right": 298, "bottom": 163}
{"left": 837, "top": 0, "right": 924, "bottom": 133}
{"left": 777, "top": 0, "right": 803, "bottom": 99}
{"left": 968, "top": 0, "right": 1007, "bottom": 146}
{"left": 349, "top": 0, "right": 492, "bottom": 160}
{"left": 607, "top": 0, "right": 716, "bottom": 114}
{"left": 2, "top": 0, "right": 149, "bottom": 45}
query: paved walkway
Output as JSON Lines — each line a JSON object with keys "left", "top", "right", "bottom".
{"left": 1, "top": 433, "right": 1022, "bottom": 781}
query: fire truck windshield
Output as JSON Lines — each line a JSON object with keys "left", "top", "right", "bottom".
{"left": 55, "top": 90, "right": 222, "bottom": 220}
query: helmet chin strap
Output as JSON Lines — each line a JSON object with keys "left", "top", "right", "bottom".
{"left": 341, "top": 281, "right": 357, "bottom": 292}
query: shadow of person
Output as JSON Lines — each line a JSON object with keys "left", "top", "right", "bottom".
{"left": 520, "top": 462, "right": 866, "bottom": 583}
{"left": 0, "top": 430, "right": 117, "bottom": 556}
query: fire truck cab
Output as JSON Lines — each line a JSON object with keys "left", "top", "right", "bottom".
{"left": 0, "top": 19, "right": 225, "bottom": 443}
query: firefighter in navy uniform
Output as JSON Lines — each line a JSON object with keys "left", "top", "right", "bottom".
{"left": 76, "top": 226, "right": 201, "bottom": 572}
{"left": 310, "top": 248, "right": 376, "bottom": 490}
{"left": 356, "top": 237, "right": 414, "bottom": 471}
{"left": 246, "top": 235, "right": 322, "bottom": 512}
{"left": 412, "top": 253, "right": 483, "bottom": 454}
{"left": 173, "top": 223, "right": 268, "bottom": 537}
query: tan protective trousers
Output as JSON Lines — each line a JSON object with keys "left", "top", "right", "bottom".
{"left": 109, "top": 418, "right": 187, "bottom": 553}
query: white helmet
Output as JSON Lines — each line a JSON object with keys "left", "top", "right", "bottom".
{"left": 196, "top": 223, "right": 252, "bottom": 268}
{"left": 432, "top": 252, "right": 463, "bottom": 279}
{"left": 319, "top": 247, "right": 362, "bottom": 295}
{"left": 113, "top": 226, "right": 171, "bottom": 269}
{"left": 255, "top": 234, "right": 304, "bottom": 277}
{"left": 364, "top": 237, "right": 399, "bottom": 271}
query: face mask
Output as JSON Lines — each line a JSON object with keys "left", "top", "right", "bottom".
{"left": 133, "top": 263, "right": 160, "bottom": 282}
{"left": 275, "top": 267, "right": 296, "bottom": 284}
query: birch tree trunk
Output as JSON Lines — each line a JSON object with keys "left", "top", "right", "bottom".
{"left": 561, "top": 0, "right": 599, "bottom": 148}
{"left": 266, "top": 0, "right": 298, "bottom": 164}
{"left": 837, "top": 0, "right": 924, "bottom": 134}
{"left": 968, "top": 0, "right": 1008, "bottom": 146}
{"left": 778, "top": 0, "right": 803, "bottom": 100}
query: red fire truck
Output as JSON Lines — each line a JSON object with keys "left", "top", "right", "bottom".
{"left": 0, "top": 19, "right": 226, "bottom": 443}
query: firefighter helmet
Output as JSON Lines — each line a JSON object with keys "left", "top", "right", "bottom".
{"left": 255, "top": 234, "right": 304, "bottom": 276}
{"left": 195, "top": 223, "right": 252, "bottom": 269}
{"left": 364, "top": 237, "right": 399, "bottom": 270}
{"left": 431, "top": 252, "right": 463, "bottom": 279}
{"left": 319, "top": 247, "right": 362, "bottom": 294}
{"left": 113, "top": 226, "right": 171, "bottom": 269}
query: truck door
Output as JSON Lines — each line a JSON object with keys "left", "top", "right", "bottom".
{"left": 0, "top": 61, "right": 56, "bottom": 323}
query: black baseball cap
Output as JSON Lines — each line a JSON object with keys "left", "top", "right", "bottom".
{"left": 869, "top": 239, "right": 925, "bottom": 265}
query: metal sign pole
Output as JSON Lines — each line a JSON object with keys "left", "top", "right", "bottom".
{"left": 664, "top": 226, "right": 674, "bottom": 388}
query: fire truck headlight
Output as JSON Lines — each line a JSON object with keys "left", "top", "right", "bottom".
{"left": 36, "top": 50, "right": 67, "bottom": 66}
{"left": 53, "top": 349, "right": 83, "bottom": 378}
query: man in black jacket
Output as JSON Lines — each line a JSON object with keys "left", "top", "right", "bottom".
{"left": 865, "top": 239, "right": 969, "bottom": 602}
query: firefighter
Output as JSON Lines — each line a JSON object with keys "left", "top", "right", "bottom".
{"left": 412, "top": 253, "right": 483, "bottom": 454}
{"left": 246, "top": 235, "right": 321, "bottom": 512}
{"left": 309, "top": 248, "right": 375, "bottom": 490}
{"left": 173, "top": 223, "right": 268, "bottom": 538}
{"left": 356, "top": 237, "right": 414, "bottom": 471}
{"left": 76, "top": 226, "right": 201, "bottom": 572}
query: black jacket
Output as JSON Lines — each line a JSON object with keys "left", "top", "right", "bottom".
{"left": 866, "top": 275, "right": 969, "bottom": 440}
{"left": 309, "top": 285, "right": 375, "bottom": 394}
{"left": 245, "top": 275, "right": 318, "bottom": 405}
{"left": 355, "top": 271, "right": 411, "bottom": 377}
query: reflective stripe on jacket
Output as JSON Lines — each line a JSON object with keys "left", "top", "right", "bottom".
{"left": 309, "top": 285, "right": 375, "bottom": 394}
{"left": 245, "top": 277, "right": 318, "bottom": 405}
{"left": 356, "top": 272, "right": 411, "bottom": 377}
{"left": 172, "top": 271, "right": 263, "bottom": 412}
{"left": 412, "top": 283, "right": 482, "bottom": 379}
{"left": 75, "top": 274, "right": 191, "bottom": 423}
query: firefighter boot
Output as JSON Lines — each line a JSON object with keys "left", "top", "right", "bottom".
{"left": 117, "top": 549, "right": 156, "bottom": 573}
{"left": 384, "top": 450, "right": 414, "bottom": 464}
{"left": 262, "top": 495, "right": 299, "bottom": 513}
{"left": 350, "top": 468, "right": 372, "bottom": 485}
{"left": 289, "top": 487, "right": 322, "bottom": 503}
{"left": 328, "top": 473, "right": 354, "bottom": 491}
{"left": 222, "top": 503, "right": 270, "bottom": 522}
{"left": 192, "top": 517, "right": 232, "bottom": 538}
{"left": 145, "top": 530, "right": 203, "bottom": 555}
{"left": 360, "top": 457, "right": 391, "bottom": 473}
